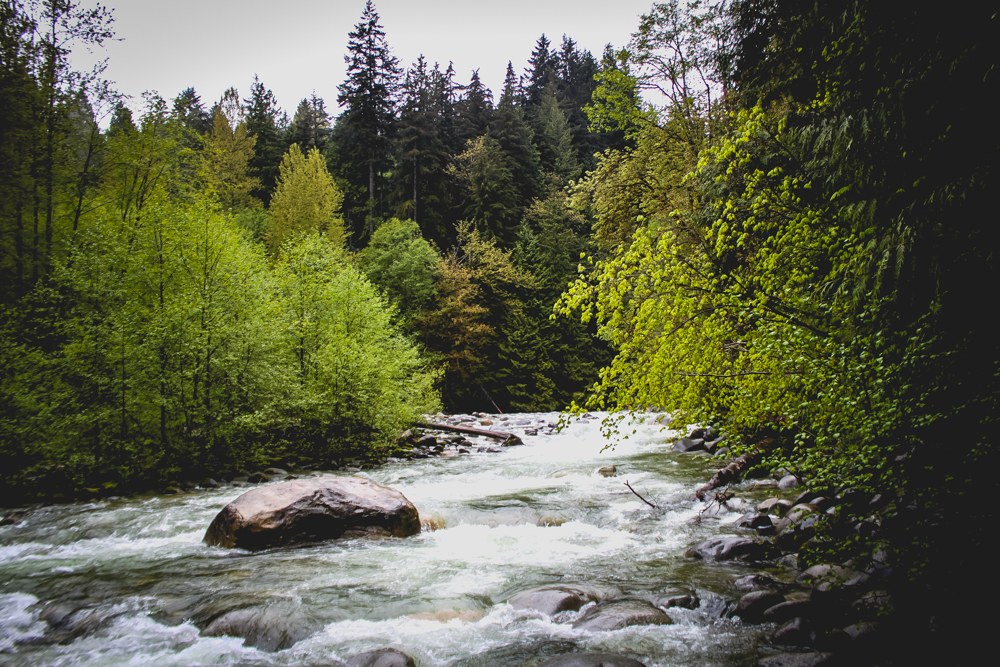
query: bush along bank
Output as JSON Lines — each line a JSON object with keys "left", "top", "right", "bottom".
{"left": 676, "top": 427, "right": 992, "bottom": 667}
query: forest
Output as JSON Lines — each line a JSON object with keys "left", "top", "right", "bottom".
{"left": 1, "top": 0, "right": 997, "bottom": 597}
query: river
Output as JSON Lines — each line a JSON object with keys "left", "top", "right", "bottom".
{"left": 0, "top": 412, "right": 772, "bottom": 666}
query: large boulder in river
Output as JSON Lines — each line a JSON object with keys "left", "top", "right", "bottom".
{"left": 686, "top": 536, "right": 773, "bottom": 563}
{"left": 203, "top": 477, "right": 420, "bottom": 550}
{"left": 508, "top": 584, "right": 622, "bottom": 616}
{"left": 571, "top": 599, "right": 673, "bottom": 631}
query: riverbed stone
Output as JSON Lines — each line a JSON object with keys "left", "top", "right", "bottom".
{"left": 200, "top": 605, "right": 310, "bottom": 652}
{"left": 672, "top": 437, "right": 707, "bottom": 453}
{"left": 571, "top": 599, "right": 672, "bottom": 631}
{"left": 346, "top": 647, "right": 416, "bottom": 667}
{"left": 762, "top": 600, "right": 815, "bottom": 625}
{"left": 778, "top": 475, "right": 800, "bottom": 491}
{"left": 756, "top": 653, "right": 833, "bottom": 667}
{"left": 733, "top": 574, "right": 779, "bottom": 591}
{"left": 772, "top": 617, "right": 814, "bottom": 647}
{"left": 539, "top": 654, "right": 647, "bottom": 667}
{"left": 597, "top": 466, "right": 617, "bottom": 477}
{"left": 203, "top": 477, "right": 420, "bottom": 551}
{"left": 686, "top": 536, "right": 773, "bottom": 563}
{"left": 508, "top": 584, "right": 622, "bottom": 616}
{"left": 732, "top": 590, "right": 785, "bottom": 623}
{"left": 758, "top": 498, "right": 793, "bottom": 516}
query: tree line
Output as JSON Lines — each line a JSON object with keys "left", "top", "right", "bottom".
{"left": 0, "top": 0, "right": 626, "bottom": 499}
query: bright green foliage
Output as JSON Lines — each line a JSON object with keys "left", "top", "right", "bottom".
{"left": 205, "top": 88, "right": 260, "bottom": 212}
{"left": 267, "top": 144, "right": 346, "bottom": 252}
{"left": 273, "top": 233, "right": 440, "bottom": 452}
{"left": 358, "top": 217, "right": 440, "bottom": 323}
{"left": 561, "top": 0, "right": 998, "bottom": 590}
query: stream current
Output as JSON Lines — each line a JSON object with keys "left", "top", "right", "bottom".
{"left": 0, "top": 412, "right": 771, "bottom": 666}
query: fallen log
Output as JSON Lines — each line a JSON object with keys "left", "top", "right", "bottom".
{"left": 694, "top": 448, "right": 764, "bottom": 501}
{"left": 416, "top": 421, "right": 523, "bottom": 446}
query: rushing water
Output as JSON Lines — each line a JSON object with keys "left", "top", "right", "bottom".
{"left": 0, "top": 412, "right": 775, "bottom": 666}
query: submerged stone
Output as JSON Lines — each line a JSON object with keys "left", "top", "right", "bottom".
{"left": 539, "top": 654, "right": 648, "bottom": 667}
{"left": 571, "top": 599, "right": 672, "bottom": 631}
{"left": 508, "top": 584, "right": 622, "bottom": 616}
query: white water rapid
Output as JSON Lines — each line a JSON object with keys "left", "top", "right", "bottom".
{"left": 0, "top": 412, "right": 771, "bottom": 666}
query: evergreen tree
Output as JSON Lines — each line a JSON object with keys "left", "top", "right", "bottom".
{"left": 337, "top": 0, "right": 401, "bottom": 236}
{"left": 286, "top": 93, "right": 330, "bottom": 154}
{"left": 172, "top": 87, "right": 211, "bottom": 135}
{"left": 489, "top": 63, "right": 541, "bottom": 217}
{"left": 523, "top": 34, "right": 557, "bottom": 108}
{"left": 456, "top": 69, "right": 494, "bottom": 142}
{"left": 243, "top": 76, "right": 284, "bottom": 205}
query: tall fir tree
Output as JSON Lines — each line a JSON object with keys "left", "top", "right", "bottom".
{"left": 336, "top": 0, "right": 401, "bottom": 237}
{"left": 243, "top": 76, "right": 284, "bottom": 205}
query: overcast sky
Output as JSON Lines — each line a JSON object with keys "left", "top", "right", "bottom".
{"left": 71, "top": 0, "right": 656, "bottom": 121}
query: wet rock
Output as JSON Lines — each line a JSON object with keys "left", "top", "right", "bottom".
{"left": 524, "top": 429, "right": 538, "bottom": 436}
{"left": 758, "top": 498, "right": 793, "bottom": 516}
{"left": 263, "top": 468, "right": 288, "bottom": 476}
{"left": 247, "top": 472, "right": 270, "bottom": 484}
{"left": 0, "top": 511, "right": 25, "bottom": 526}
{"left": 597, "top": 466, "right": 617, "bottom": 477}
{"left": 477, "top": 445, "right": 502, "bottom": 453}
{"left": 733, "top": 574, "right": 779, "bottom": 591}
{"left": 346, "top": 647, "right": 416, "bottom": 667}
{"left": 539, "top": 654, "right": 647, "bottom": 667}
{"left": 572, "top": 599, "right": 672, "bottom": 631}
{"left": 762, "top": 600, "right": 814, "bottom": 625}
{"left": 705, "top": 437, "right": 726, "bottom": 453}
{"left": 737, "top": 513, "right": 774, "bottom": 531}
{"left": 672, "top": 438, "right": 707, "bottom": 453}
{"left": 772, "top": 618, "right": 814, "bottom": 647}
{"left": 480, "top": 419, "right": 494, "bottom": 426}
{"left": 201, "top": 478, "right": 220, "bottom": 489}
{"left": 203, "top": 477, "right": 420, "bottom": 551}
{"left": 686, "top": 536, "right": 773, "bottom": 563}
{"left": 39, "top": 604, "right": 76, "bottom": 629}
{"left": 508, "top": 584, "right": 622, "bottom": 616}
{"left": 415, "top": 435, "right": 437, "bottom": 448}
{"left": 756, "top": 652, "right": 833, "bottom": 667}
{"left": 653, "top": 593, "right": 699, "bottom": 610}
{"left": 778, "top": 475, "right": 800, "bottom": 491}
{"left": 732, "top": 590, "right": 785, "bottom": 623}
{"left": 200, "top": 605, "right": 310, "bottom": 652}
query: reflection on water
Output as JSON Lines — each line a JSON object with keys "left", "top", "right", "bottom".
{"left": 0, "top": 412, "right": 768, "bottom": 666}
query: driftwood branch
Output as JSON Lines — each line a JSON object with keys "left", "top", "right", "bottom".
{"left": 625, "top": 481, "right": 658, "bottom": 508}
{"left": 694, "top": 448, "right": 765, "bottom": 500}
{"left": 416, "top": 421, "right": 523, "bottom": 446}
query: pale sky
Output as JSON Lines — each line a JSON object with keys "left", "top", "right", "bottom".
{"left": 71, "top": 0, "right": 657, "bottom": 122}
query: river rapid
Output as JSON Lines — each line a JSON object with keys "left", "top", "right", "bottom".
{"left": 0, "top": 412, "right": 772, "bottom": 666}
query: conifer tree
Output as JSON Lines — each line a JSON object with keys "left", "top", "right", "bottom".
{"left": 286, "top": 94, "right": 330, "bottom": 154}
{"left": 243, "top": 76, "right": 284, "bottom": 205}
{"left": 456, "top": 69, "right": 494, "bottom": 142}
{"left": 489, "top": 62, "right": 541, "bottom": 216}
{"left": 337, "top": 0, "right": 401, "bottom": 235}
